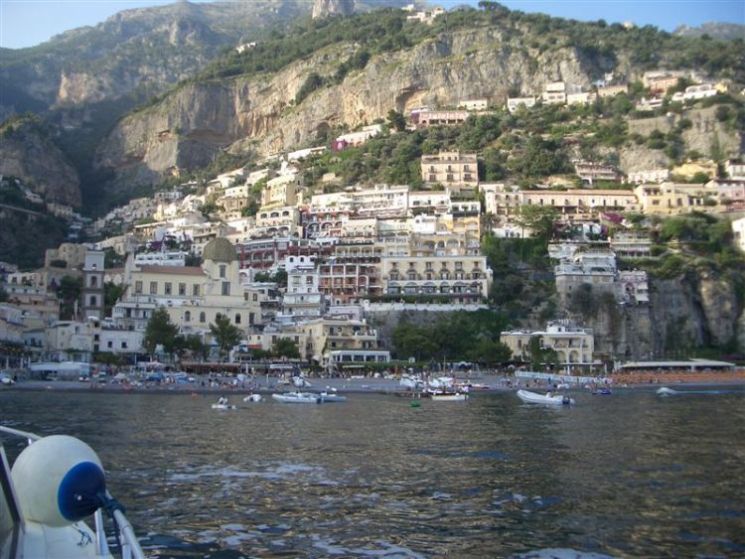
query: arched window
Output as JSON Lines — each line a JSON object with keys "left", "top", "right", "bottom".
{"left": 199, "top": 312, "right": 206, "bottom": 323}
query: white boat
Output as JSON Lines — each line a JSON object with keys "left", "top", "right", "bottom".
{"left": 319, "top": 391, "right": 347, "bottom": 403}
{"left": 211, "top": 403, "right": 237, "bottom": 410}
{"left": 243, "top": 394, "right": 263, "bottom": 403}
{"left": 272, "top": 391, "right": 322, "bottom": 404}
{"left": 430, "top": 392, "right": 468, "bottom": 401}
{"left": 656, "top": 387, "right": 678, "bottom": 396}
{"left": 517, "top": 389, "right": 574, "bottom": 406}
{"left": 0, "top": 425, "right": 145, "bottom": 559}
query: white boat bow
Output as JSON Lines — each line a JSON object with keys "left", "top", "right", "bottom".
{"left": 517, "top": 389, "right": 574, "bottom": 406}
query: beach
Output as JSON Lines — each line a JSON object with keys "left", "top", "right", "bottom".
{"left": 4, "top": 369, "right": 745, "bottom": 396}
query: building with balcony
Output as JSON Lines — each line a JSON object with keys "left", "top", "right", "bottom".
{"left": 299, "top": 317, "right": 388, "bottom": 366}
{"left": 113, "top": 238, "right": 260, "bottom": 338}
{"left": 500, "top": 320, "right": 594, "bottom": 369}
{"left": 554, "top": 249, "right": 617, "bottom": 303}
{"left": 413, "top": 110, "right": 469, "bottom": 127}
{"left": 381, "top": 255, "right": 491, "bottom": 303}
{"left": 421, "top": 151, "right": 478, "bottom": 191}
{"left": 633, "top": 183, "right": 719, "bottom": 216}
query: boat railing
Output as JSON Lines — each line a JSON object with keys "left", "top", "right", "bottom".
{"left": 0, "top": 425, "right": 146, "bottom": 559}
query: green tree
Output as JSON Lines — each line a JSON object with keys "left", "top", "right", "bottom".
{"left": 103, "top": 282, "right": 125, "bottom": 318}
{"left": 210, "top": 313, "right": 242, "bottom": 360}
{"left": 56, "top": 275, "right": 83, "bottom": 320}
{"left": 273, "top": 337, "right": 301, "bottom": 359}
{"left": 387, "top": 109, "right": 406, "bottom": 132}
{"left": 175, "top": 334, "right": 209, "bottom": 361}
{"left": 143, "top": 307, "right": 179, "bottom": 356}
{"left": 515, "top": 205, "right": 558, "bottom": 240}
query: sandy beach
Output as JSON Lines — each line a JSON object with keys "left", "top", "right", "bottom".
{"left": 4, "top": 370, "right": 745, "bottom": 396}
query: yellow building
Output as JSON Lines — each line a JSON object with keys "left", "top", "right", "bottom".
{"left": 113, "top": 238, "right": 260, "bottom": 338}
{"left": 500, "top": 320, "right": 594, "bottom": 368}
{"left": 633, "top": 183, "right": 719, "bottom": 215}
{"left": 420, "top": 151, "right": 478, "bottom": 191}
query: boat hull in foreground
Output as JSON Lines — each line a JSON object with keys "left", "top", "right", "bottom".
{"left": 272, "top": 392, "right": 322, "bottom": 404}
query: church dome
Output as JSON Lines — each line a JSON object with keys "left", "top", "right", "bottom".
{"left": 202, "top": 238, "right": 237, "bottom": 263}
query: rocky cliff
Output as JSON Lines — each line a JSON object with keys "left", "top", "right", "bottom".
{"left": 312, "top": 0, "right": 355, "bottom": 19}
{"left": 0, "top": 0, "right": 310, "bottom": 116}
{"left": 0, "top": 119, "right": 81, "bottom": 206}
{"left": 94, "top": 27, "right": 613, "bottom": 197}
{"left": 579, "top": 270, "right": 744, "bottom": 360}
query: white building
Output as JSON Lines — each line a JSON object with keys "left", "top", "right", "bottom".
{"left": 507, "top": 97, "right": 537, "bottom": 113}
{"left": 628, "top": 169, "right": 670, "bottom": 184}
{"left": 732, "top": 217, "right": 745, "bottom": 253}
{"left": 458, "top": 99, "right": 488, "bottom": 111}
{"left": 500, "top": 320, "right": 594, "bottom": 369}
{"left": 542, "top": 82, "right": 567, "bottom": 105}
{"left": 725, "top": 160, "right": 745, "bottom": 181}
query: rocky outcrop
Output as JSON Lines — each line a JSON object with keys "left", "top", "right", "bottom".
{"left": 582, "top": 270, "right": 743, "bottom": 360}
{"left": 627, "top": 107, "right": 742, "bottom": 161}
{"left": 312, "top": 0, "right": 354, "bottom": 19}
{"left": 0, "top": 0, "right": 310, "bottom": 115}
{"left": 94, "top": 28, "right": 607, "bottom": 197}
{"left": 0, "top": 120, "right": 81, "bottom": 206}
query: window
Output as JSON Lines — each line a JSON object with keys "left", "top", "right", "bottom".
{"left": 199, "top": 312, "right": 206, "bottom": 323}
{"left": 235, "top": 314, "right": 241, "bottom": 324}
{"left": 121, "top": 341, "right": 128, "bottom": 349}
{"left": 90, "top": 275, "right": 98, "bottom": 287}
{"left": 178, "top": 283, "right": 186, "bottom": 296}
{"left": 219, "top": 265, "right": 226, "bottom": 278}
{"left": 89, "top": 295, "right": 97, "bottom": 306}
{"left": 164, "top": 282, "right": 172, "bottom": 295}
{"left": 135, "top": 281, "right": 143, "bottom": 294}
{"left": 222, "top": 282, "right": 230, "bottom": 296}
{"left": 252, "top": 293, "right": 258, "bottom": 302}
{"left": 107, "top": 341, "right": 113, "bottom": 349}
{"left": 150, "top": 281, "right": 157, "bottom": 294}
{"left": 185, "top": 311, "right": 191, "bottom": 322}
{"left": 193, "top": 284, "right": 200, "bottom": 296}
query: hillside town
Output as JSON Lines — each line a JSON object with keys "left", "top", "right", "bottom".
{"left": 1, "top": 64, "right": 744, "bottom": 378}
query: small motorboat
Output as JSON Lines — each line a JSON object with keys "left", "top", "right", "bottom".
{"left": 319, "top": 391, "right": 347, "bottom": 402}
{"left": 211, "top": 403, "right": 238, "bottom": 410}
{"left": 517, "top": 389, "right": 574, "bottom": 406}
{"left": 0, "top": 425, "right": 145, "bottom": 559}
{"left": 656, "top": 387, "right": 678, "bottom": 396}
{"left": 592, "top": 388, "right": 612, "bottom": 395}
{"left": 272, "top": 391, "right": 322, "bottom": 404}
{"left": 243, "top": 394, "right": 263, "bottom": 403}
{"left": 430, "top": 392, "right": 468, "bottom": 401}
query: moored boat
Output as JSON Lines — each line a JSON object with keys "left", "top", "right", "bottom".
{"left": 430, "top": 392, "right": 468, "bottom": 401}
{"left": 211, "top": 403, "right": 238, "bottom": 410}
{"left": 243, "top": 393, "right": 263, "bottom": 403}
{"left": 319, "top": 391, "right": 347, "bottom": 402}
{"left": 272, "top": 391, "right": 322, "bottom": 404}
{"left": 517, "top": 389, "right": 574, "bottom": 406}
{"left": 0, "top": 425, "right": 145, "bottom": 559}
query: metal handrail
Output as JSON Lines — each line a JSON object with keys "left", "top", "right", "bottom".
{"left": 0, "top": 425, "right": 146, "bottom": 559}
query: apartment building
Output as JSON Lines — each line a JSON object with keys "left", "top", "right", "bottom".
{"left": 633, "top": 183, "right": 719, "bottom": 216}
{"left": 500, "top": 320, "right": 594, "bottom": 368}
{"left": 381, "top": 254, "right": 491, "bottom": 302}
{"left": 506, "top": 97, "right": 537, "bottom": 113}
{"left": 421, "top": 151, "right": 478, "bottom": 190}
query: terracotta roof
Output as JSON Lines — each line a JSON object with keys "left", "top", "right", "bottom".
{"left": 139, "top": 266, "right": 204, "bottom": 276}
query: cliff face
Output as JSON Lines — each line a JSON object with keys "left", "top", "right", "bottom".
{"left": 94, "top": 28, "right": 607, "bottom": 196}
{"left": 0, "top": 0, "right": 309, "bottom": 116}
{"left": 312, "top": 0, "right": 355, "bottom": 19}
{"left": 0, "top": 122, "right": 81, "bottom": 206}
{"left": 584, "top": 270, "right": 743, "bottom": 360}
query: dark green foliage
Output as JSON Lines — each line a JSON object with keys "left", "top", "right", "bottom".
{"left": 143, "top": 307, "right": 179, "bottom": 356}
{"left": 509, "top": 137, "right": 572, "bottom": 177}
{"left": 386, "top": 109, "right": 406, "bottom": 132}
{"left": 56, "top": 276, "right": 83, "bottom": 320}
{"left": 103, "top": 282, "right": 126, "bottom": 318}
{"left": 391, "top": 311, "right": 511, "bottom": 364}
{"left": 209, "top": 313, "right": 243, "bottom": 359}
{"left": 295, "top": 72, "right": 325, "bottom": 104}
{"left": 0, "top": 286, "right": 8, "bottom": 303}
{"left": 175, "top": 333, "right": 209, "bottom": 361}
{"left": 272, "top": 338, "right": 301, "bottom": 359}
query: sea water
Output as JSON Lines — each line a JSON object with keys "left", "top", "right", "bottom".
{"left": 2, "top": 389, "right": 744, "bottom": 558}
